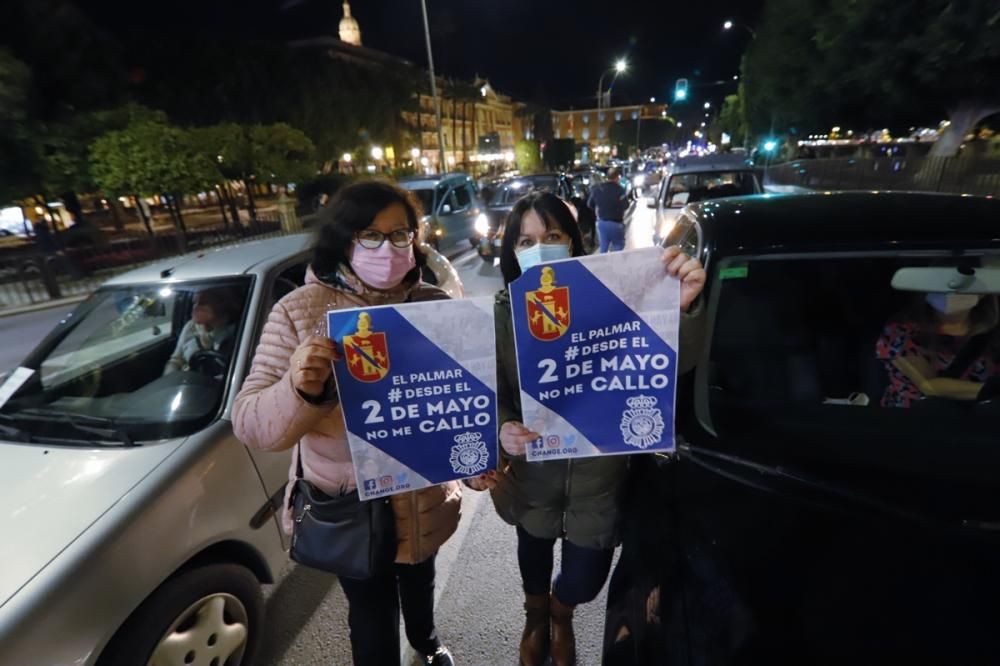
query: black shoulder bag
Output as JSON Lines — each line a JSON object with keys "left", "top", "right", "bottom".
{"left": 289, "top": 446, "right": 396, "bottom": 579}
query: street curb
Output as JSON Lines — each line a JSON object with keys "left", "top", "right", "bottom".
{"left": 0, "top": 294, "right": 88, "bottom": 319}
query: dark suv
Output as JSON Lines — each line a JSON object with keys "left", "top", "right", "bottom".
{"left": 605, "top": 192, "right": 1000, "bottom": 665}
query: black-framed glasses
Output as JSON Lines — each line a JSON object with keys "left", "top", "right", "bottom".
{"left": 355, "top": 229, "right": 415, "bottom": 249}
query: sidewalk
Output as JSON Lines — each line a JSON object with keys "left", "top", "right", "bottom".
{"left": 0, "top": 294, "right": 90, "bottom": 319}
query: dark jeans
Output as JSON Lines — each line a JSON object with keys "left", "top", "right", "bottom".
{"left": 597, "top": 219, "right": 626, "bottom": 253}
{"left": 516, "top": 524, "right": 615, "bottom": 606}
{"left": 339, "top": 556, "right": 442, "bottom": 665}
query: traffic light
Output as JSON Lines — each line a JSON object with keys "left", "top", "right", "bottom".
{"left": 674, "top": 79, "right": 689, "bottom": 102}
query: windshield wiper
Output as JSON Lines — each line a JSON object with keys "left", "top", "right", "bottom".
{"left": 14, "top": 409, "right": 138, "bottom": 447}
{"left": 0, "top": 413, "right": 32, "bottom": 443}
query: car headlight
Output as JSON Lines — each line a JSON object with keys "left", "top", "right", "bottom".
{"left": 474, "top": 213, "right": 489, "bottom": 235}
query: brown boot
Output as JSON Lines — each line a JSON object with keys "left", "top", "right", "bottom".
{"left": 549, "top": 594, "right": 576, "bottom": 666}
{"left": 520, "top": 592, "right": 550, "bottom": 666}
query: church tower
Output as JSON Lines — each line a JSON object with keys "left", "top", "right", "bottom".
{"left": 339, "top": 1, "right": 362, "bottom": 46}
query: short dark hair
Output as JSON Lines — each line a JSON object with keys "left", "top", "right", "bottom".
{"left": 312, "top": 179, "right": 427, "bottom": 279}
{"left": 499, "top": 191, "right": 586, "bottom": 285}
{"left": 607, "top": 167, "right": 621, "bottom": 180}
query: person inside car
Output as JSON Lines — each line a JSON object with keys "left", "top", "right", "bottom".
{"left": 163, "top": 287, "right": 239, "bottom": 375}
{"left": 466, "top": 191, "right": 706, "bottom": 666}
{"left": 876, "top": 288, "right": 1000, "bottom": 408}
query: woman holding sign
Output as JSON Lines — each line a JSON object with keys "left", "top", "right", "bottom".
{"left": 234, "top": 181, "right": 460, "bottom": 666}
{"left": 467, "top": 192, "right": 706, "bottom": 666}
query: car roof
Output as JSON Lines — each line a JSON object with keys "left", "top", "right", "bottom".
{"left": 670, "top": 155, "right": 754, "bottom": 174}
{"left": 691, "top": 192, "right": 1000, "bottom": 251}
{"left": 398, "top": 173, "right": 470, "bottom": 189}
{"left": 103, "top": 233, "right": 314, "bottom": 285}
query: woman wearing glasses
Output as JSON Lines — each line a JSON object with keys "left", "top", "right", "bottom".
{"left": 234, "top": 180, "right": 459, "bottom": 666}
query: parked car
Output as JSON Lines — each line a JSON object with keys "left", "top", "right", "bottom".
{"left": 606, "top": 192, "right": 1000, "bottom": 665}
{"left": 475, "top": 173, "right": 577, "bottom": 262}
{"left": 0, "top": 233, "right": 462, "bottom": 666}
{"left": 647, "top": 154, "right": 762, "bottom": 244}
{"left": 399, "top": 173, "right": 488, "bottom": 253}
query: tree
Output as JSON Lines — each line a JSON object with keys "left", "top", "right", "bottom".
{"left": 610, "top": 118, "right": 677, "bottom": 151}
{"left": 190, "top": 123, "right": 316, "bottom": 226}
{"left": 91, "top": 119, "right": 217, "bottom": 243}
{"left": 0, "top": 49, "right": 35, "bottom": 205}
{"left": 515, "top": 141, "right": 542, "bottom": 174}
{"left": 711, "top": 94, "right": 748, "bottom": 148}
{"left": 745, "top": 0, "right": 1000, "bottom": 155}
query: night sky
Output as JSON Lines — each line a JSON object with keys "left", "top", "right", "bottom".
{"left": 80, "top": 0, "right": 763, "bottom": 110}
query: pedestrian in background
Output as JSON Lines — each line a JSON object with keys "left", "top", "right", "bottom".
{"left": 587, "top": 168, "right": 628, "bottom": 253}
{"left": 466, "top": 191, "right": 706, "bottom": 666}
{"left": 234, "top": 181, "right": 460, "bottom": 666}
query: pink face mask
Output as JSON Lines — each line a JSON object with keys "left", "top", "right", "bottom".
{"left": 350, "top": 241, "right": 416, "bottom": 289}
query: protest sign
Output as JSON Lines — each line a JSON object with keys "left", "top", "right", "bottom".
{"left": 509, "top": 247, "right": 680, "bottom": 462}
{"left": 328, "top": 299, "right": 497, "bottom": 500}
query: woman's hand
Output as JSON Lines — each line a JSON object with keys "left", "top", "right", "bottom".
{"left": 465, "top": 470, "right": 498, "bottom": 491}
{"left": 500, "top": 421, "right": 541, "bottom": 457}
{"left": 662, "top": 246, "right": 706, "bottom": 312}
{"left": 289, "top": 335, "right": 342, "bottom": 398}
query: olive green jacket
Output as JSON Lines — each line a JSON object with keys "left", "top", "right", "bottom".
{"left": 489, "top": 288, "right": 705, "bottom": 550}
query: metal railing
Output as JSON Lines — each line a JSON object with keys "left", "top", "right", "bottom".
{"left": 763, "top": 156, "right": 1000, "bottom": 198}
{"left": 0, "top": 216, "right": 284, "bottom": 313}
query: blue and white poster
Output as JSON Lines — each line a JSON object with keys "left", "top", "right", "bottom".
{"left": 510, "top": 247, "right": 680, "bottom": 462}
{"left": 328, "top": 299, "right": 497, "bottom": 500}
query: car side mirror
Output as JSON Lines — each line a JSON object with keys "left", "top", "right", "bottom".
{"left": 668, "top": 192, "right": 689, "bottom": 208}
{"left": 440, "top": 203, "right": 452, "bottom": 215}
{"left": 646, "top": 196, "right": 658, "bottom": 209}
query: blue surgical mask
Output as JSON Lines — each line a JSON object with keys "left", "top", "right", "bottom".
{"left": 516, "top": 242, "right": 571, "bottom": 272}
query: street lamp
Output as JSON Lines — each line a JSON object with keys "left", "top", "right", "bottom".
{"left": 650, "top": 96, "right": 656, "bottom": 103}
{"left": 597, "top": 58, "right": 628, "bottom": 110}
{"left": 342, "top": 153, "right": 352, "bottom": 163}
{"left": 704, "top": 101, "right": 711, "bottom": 109}
{"left": 419, "top": 0, "right": 447, "bottom": 172}
{"left": 371, "top": 146, "right": 384, "bottom": 161}
{"left": 410, "top": 148, "right": 420, "bottom": 159}
{"left": 722, "top": 19, "right": 757, "bottom": 39}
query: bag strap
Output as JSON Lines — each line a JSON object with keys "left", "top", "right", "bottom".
{"left": 295, "top": 444, "right": 305, "bottom": 480}
{"left": 940, "top": 333, "right": 990, "bottom": 379}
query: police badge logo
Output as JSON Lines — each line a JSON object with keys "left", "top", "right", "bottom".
{"left": 343, "top": 311, "right": 390, "bottom": 383}
{"left": 619, "top": 395, "right": 666, "bottom": 449}
{"left": 449, "top": 431, "right": 489, "bottom": 476}
{"left": 525, "top": 266, "right": 570, "bottom": 341}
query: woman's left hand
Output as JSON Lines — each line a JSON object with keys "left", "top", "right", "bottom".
{"left": 662, "top": 246, "right": 706, "bottom": 312}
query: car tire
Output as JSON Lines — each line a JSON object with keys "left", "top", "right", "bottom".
{"left": 468, "top": 237, "right": 479, "bottom": 248}
{"left": 97, "top": 563, "right": 263, "bottom": 666}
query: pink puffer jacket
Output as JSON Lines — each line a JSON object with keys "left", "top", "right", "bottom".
{"left": 233, "top": 267, "right": 461, "bottom": 564}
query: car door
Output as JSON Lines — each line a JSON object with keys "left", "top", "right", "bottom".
{"left": 667, "top": 248, "right": 1000, "bottom": 663}
{"left": 238, "top": 258, "right": 309, "bottom": 540}
{"left": 435, "top": 187, "right": 464, "bottom": 250}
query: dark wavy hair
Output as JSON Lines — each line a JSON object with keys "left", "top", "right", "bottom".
{"left": 312, "top": 179, "right": 427, "bottom": 279}
{"left": 499, "top": 191, "right": 586, "bottom": 285}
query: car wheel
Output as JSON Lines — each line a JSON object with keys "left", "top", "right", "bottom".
{"left": 468, "top": 236, "right": 479, "bottom": 248}
{"left": 98, "top": 564, "right": 262, "bottom": 666}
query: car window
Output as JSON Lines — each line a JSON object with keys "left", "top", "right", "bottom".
{"left": 453, "top": 185, "right": 472, "bottom": 210}
{"left": 4, "top": 278, "right": 252, "bottom": 443}
{"left": 39, "top": 287, "right": 176, "bottom": 389}
{"left": 667, "top": 171, "right": 758, "bottom": 203}
{"left": 701, "top": 254, "right": 999, "bottom": 456}
{"left": 412, "top": 188, "right": 435, "bottom": 216}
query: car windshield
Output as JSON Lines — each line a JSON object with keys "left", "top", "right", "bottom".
{"left": 411, "top": 188, "right": 436, "bottom": 215}
{"left": 667, "top": 171, "right": 758, "bottom": 202}
{"left": 0, "top": 278, "right": 251, "bottom": 445}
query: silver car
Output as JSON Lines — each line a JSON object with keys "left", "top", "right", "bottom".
{"left": 0, "top": 233, "right": 462, "bottom": 665}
